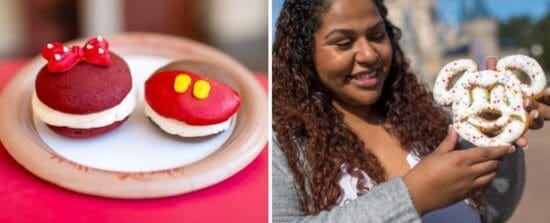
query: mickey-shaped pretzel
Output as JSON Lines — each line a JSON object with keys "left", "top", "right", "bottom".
{"left": 433, "top": 55, "right": 546, "bottom": 146}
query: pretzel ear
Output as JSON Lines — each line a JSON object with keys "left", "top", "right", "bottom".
{"left": 433, "top": 59, "right": 478, "bottom": 105}
{"left": 497, "top": 55, "right": 547, "bottom": 98}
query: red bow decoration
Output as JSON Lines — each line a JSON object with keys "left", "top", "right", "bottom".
{"left": 41, "top": 36, "right": 111, "bottom": 72}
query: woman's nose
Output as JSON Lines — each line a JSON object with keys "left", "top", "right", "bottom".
{"left": 354, "top": 39, "right": 378, "bottom": 64}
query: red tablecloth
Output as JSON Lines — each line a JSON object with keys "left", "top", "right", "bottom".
{"left": 0, "top": 59, "right": 268, "bottom": 223}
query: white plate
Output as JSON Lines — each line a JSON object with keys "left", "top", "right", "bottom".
{"left": 0, "top": 33, "right": 267, "bottom": 199}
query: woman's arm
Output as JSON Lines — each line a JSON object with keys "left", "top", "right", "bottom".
{"left": 273, "top": 127, "right": 513, "bottom": 222}
{"left": 272, "top": 140, "right": 421, "bottom": 223}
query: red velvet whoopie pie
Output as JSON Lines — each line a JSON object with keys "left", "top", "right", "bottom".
{"left": 32, "top": 36, "right": 136, "bottom": 138}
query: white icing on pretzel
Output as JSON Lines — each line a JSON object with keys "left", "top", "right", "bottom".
{"left": 497, "top": 55, "right": 546, "bottom": 98}
{"left": 433, "top": 55, "right": 546, "bottom": 146}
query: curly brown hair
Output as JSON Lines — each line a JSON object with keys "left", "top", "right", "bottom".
{"left": 273, "top": 0, "right": 452, "bottom": 214}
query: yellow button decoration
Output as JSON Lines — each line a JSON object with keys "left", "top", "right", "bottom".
{"left": 174, "top": 74, "right": 192, "bottom": 93}
{"left": 193, "top": 80, "right": 211, "bottom": 99}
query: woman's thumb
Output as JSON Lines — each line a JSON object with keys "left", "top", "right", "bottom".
{"left": 435, "top": 125, "right": 458, "bottom": 154}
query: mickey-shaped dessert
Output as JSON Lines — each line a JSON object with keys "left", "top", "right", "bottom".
{"left": 433, "top": 55, "right": 546, "bottom": 146}
{"left": 144, "top": 60, "right": 241, "bottom": 138}
{"left": 32, "top": 36, "right": 136, "bottom": 138}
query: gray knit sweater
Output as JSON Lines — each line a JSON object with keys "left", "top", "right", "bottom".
{"left": 272, "top": 139, "right": 422, "bottom": 223}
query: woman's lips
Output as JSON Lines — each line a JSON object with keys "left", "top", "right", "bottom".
{"left": 349, "top": 70, "right": 379, "bottom": 88}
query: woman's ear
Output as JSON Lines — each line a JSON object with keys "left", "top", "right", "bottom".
{"left": 433, "top": 59, "right": 478, "bottom": 106}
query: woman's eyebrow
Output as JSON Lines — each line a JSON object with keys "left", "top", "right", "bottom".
{"left": 324, "top": 29, "right": 354, "bottom": 39}
{"left": 370, "top": 20, "right": 385, "bottom": 30}
{"left": 324, "top": 20, "right": 385, "bottom": 39}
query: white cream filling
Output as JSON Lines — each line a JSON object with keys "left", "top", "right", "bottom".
{"left": 144, "top": 103, "right": 233, "bottom": 137}
{"left": 32, "top": 87, "right": 137, "bottom": 129}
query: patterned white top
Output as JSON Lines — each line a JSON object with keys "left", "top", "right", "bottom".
{"left": 336, "top": 152, "right": 474, "bottom": 207}
{"left": 336, "top": 152, "right": 421, "bottom": 205}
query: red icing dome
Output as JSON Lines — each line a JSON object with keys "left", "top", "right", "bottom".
{"left": 145, "top": 70, "right": 240, "bottom": 125}
{"left": 35, "top": 52, "right": 132, "bottom": 114}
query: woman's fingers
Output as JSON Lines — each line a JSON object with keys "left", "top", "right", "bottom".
{"left": 523, "top": 98, "right": 538, "bottom": 111}
{"left": 528, "top": 109, "right": 544, "bottom": 129}
{"left": 434, "top": 126, "right": 458, "bottom": 154}
{"left": 470, "top": 160, "right": 500, "bottom": 177}
{"left": 523, "top": 99, "right": 545, "bottom": 128}
{"left": 535, "top": 93, "right": 550, "bottom": 120}
{"left": 485, "top": 57, "right": 497, "bottom": 70}
{"left": 458, "top": 145, "right": 514, "bottom": 164}
{"left": 473, "top": 172, "right": 498, "bottom": 189}
{"left": 514, "top": 137, "right": 528, "bottom": 148}
{"left": 540, "top": 88, "right": 550, "bottom": 105}
{"left": 528, "top": 88, "right": 550, "bottom": 120}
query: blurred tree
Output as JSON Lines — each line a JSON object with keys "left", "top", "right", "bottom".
{"left": 499, "top": 16, "right": 532, "bottom": 46}
{"left": 499, "top": 12, "right": 550, "bottom": 69}
{"left": 533, "top": 11, "right": 550, "bottom": 69}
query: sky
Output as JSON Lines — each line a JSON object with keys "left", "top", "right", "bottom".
{"left": 272, "top": 0, "right": 549, "bottom": 35}
{"left": 437, "top": 0, "right": 549, "bottom": 27}
{"left": 272, "top": 0, "right": 284, "bottom": 37}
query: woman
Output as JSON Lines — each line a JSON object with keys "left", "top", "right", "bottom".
{"left": 272, "top": 0, "right": 549, "bottom": 222}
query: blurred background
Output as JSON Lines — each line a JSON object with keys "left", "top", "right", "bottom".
{"left": 273, "top": 0, "right": 550, "bottom": 222}
{"left": 0, "top": 0, "right": 267, "bottom": 72}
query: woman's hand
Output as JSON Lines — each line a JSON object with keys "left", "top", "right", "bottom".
{"left": 403, "top": 127, "right": 515, "bottom": 214}
{"left": 522, "top": 90, "right": 550, "bottom": 127}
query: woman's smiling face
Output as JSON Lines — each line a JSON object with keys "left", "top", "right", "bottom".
{"left": 313, "top": 0, "right": 393, "bottom": 107}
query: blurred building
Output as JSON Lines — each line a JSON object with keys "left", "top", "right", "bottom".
{"left": 385, "top": 0, "right": 442, "bottom": 85}
{"left": 386, "top": 0, "right": 509, "bottom": 87}
{"left": 449, "top": 0, "right": 499, "bottom": 66}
